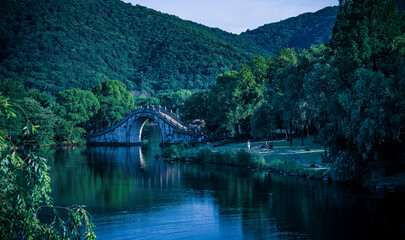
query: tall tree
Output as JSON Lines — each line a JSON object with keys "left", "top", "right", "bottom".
{"left": 55, "top": 88, "right": 100, "bottom": 125}
{"left": 206, "top": 71, "right": 238, "bottom": 135}
{"left": 180, "top": 90, "right": 209, "bottom": 123}
{"left": 54, "top": 88, "right": 100, "bottom": 141}
{"left": 92, "top": 80, "right": 134, "bottom": 128}
{"left": 325, "top": 0, "right": 405, "bottom": 180}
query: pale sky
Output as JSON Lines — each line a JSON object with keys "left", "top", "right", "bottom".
{"left": 123, "top": 0, "right": 339, "bottom": 34}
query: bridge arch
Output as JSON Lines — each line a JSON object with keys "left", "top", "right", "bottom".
{"left": 87, "top": 107, "right": 200, "bottom": 145}
{"left": 127, "top": 114, "right": 164, "bottom": 144}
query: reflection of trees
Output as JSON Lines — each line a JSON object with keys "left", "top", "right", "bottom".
{"left": 45, "top": 138, "right": 405, "bottom": 239}
{"left": 47, "top": 145, "right": 185, "bottom": 212}
{"left": 268, "top": 176, "right": 405, "bottom": 239}
{"left": 178, "top": 163, "right": 279, "bottom": 238}
{"left": 178, "top": 164, "right": 405, "bottom": 239}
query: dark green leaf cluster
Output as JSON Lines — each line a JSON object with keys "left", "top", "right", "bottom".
{"left": 0, "top": 96, "right": 96, "bottom": 239}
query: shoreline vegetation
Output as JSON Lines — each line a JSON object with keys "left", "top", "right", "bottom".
{"left": 160, "top": 138, "right": 405, "bottom": 193}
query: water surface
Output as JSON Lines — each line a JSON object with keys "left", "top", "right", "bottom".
{"left": 44, "top": 127, "right": 405, "bottom": 239}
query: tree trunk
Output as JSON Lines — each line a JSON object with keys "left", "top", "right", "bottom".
{"left": 289, "top": 121, "right": 293, "bottom": 145}
{"left": 301, "top": 127, "right": 304, "bottom": 146}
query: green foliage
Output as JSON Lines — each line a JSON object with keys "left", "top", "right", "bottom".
{"left": 161, "top": 142, "right": 192, "bottom": 159}
{"left": 0, "top": 0, "right": 338, "bottom": 95}
{"left": 327, "top": 0, "right": 405, "bottom": 161}
{"left": 92, "top": 79, "right": 134, "bottom": 128}
{"left": 155, "top": 90, "right": 192, "bottom": 114}
{"left": 93, "top": 80, "right": 134, "bottom": 109}
{"left": 179, "top": 90, "right": 209, "bottom": 122}
{"left": 53, "top": 88, "right": 99, "bottom": 142}
{"left": 250, "top": 103, "right": 277, "bottom": 139}
{"left": 27, "top": 88, "right": 52, "bottom": 108}
{"left": 134, "top": 95, "right": 160, "bottom": 108}
{"left": 21, "top": 97, "right": 56, "bottom": 145}
{"left": 55, "top": 88, "right": 100, "bottom": 125}
{"left": 0, "top": 94, "right": 96, "bottom": 239}
{"left": 0, "top": 79, "right": 28, "bottom": 99}
{"left": 206, "top": 55, "right": 281, "bottom": 137}
{"left": 206, "top": 71, "right": 238, "bottom": 135}
{"left": 241, "top": 6, "right": 339, "bottom": 54}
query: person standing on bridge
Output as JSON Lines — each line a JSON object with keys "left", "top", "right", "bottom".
{"left": 247, "top": 140, "right": 251, "bottom": 152}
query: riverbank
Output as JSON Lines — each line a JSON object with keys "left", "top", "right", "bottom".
{"left": 8, "top": 140, "right": 87, "bottom": 150}
{"left": 163, "top": 138, "right": 329, "bottom": 180}
{"left": 162, "top": 138, "right": 405, "bottom": 193}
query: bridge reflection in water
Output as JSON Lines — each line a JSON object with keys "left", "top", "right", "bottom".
{"left": 46, "top": 126, "right": 405, "bottom": 239}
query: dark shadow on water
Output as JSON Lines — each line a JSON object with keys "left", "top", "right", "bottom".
{"left": 41, "top": 125, "right": 405, "bottom": 239}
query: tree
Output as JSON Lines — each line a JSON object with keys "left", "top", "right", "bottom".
{"left": 54, "top": 88, "right": 100, "bottom": 141}
{"left": 0, "top": 94, "right": 96, "bottom": 239}
{"left": 206, "top": 71, "right": 238, "bottom": 136}
{"left": 180, "top": 90, "right": 209, "bottom": 123}
{"left": 55, "top": 88, "right": 100, "bottom": 125}
{"left": 206, "top": 57, "right": 267, "bottom": 138}
{"left": 134, "top": 95, "right": 160, "bottom": 108}
{"left": 330, "top": 0, "right": 403, "bottom": 83}
{"left": 323, "top": 0, "right": 405, "bottom": 180}
{"left": 92, "top": 80, "right": 134, "bottom": 128}
{"left": 250, "top": 101, "right": 277, "bottom": 140}
{"left": 27, "top": 88, "right": 52, "bottom": 108}
{"left": 155, "top": 89, "right": 192, "bottom": 115}
{"left": 21, "top": 97, "right": 56, "bottom": 145}
{"left": 229, "top": 63, "right": 265, "bottom": 136}
{"left": 272, "top": 48, "right": 301, "bottom": 144}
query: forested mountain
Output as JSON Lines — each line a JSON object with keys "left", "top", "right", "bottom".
{"left": 241, "top": 6, "right": 339, "bottom": 54}
{"left": 0, "top": 0, "right": 337, "bottom": 95}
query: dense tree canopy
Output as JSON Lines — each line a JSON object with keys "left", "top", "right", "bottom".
{"left": 0, "top": 0, "right": 338, "bottom": 95}
{"left": 241, "top": 6, "right": 339, "bottom": 54}
{"left": 91, "top": 79, "right": 134, "bottom": 128}
{"left": 55, "top": 88, "right": 100, "bottom": 125}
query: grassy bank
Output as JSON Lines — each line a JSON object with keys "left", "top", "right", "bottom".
{"left": 162, "top": 138, "right": 329, "bottom": 179}
{"left": 161, "top": 139, "right": 405, "bottom": 193}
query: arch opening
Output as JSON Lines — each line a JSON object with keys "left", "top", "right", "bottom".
{"left": 128, "top": 116, "right": 163, "bottom": 145}
{"left": 141, "top": 119, "right": 162, "bottom": 147}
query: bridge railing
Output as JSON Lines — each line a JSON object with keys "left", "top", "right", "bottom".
{"left": 137, "top": 105, "right": 199, "bottom": 135}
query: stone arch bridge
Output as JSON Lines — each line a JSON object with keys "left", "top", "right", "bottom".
{"left": 87, "top": 106, "right": 201, "bottom": 145}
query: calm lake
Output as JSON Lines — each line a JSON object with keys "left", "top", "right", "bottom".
{"left": 42, "top": 126, "right": 405, "bottom": 239}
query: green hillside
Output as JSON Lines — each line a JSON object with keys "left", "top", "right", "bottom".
{"left": 241, "top": 6, "right": 339, "bottom": 54}
{"left": 0, "top": 0, "right": 337, "bottom": 95}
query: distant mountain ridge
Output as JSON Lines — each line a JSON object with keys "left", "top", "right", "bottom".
{"left": 241, "top": 6, "right": 339, "bottom": 54}
{"left": 0, "top": 0, "right": 338, "bottom": 94}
